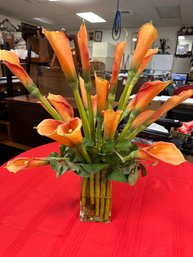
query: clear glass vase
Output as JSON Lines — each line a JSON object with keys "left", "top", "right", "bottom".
{"left": 80, "top": 170, "right": 112, "bottom": 223}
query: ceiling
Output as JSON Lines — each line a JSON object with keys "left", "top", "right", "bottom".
{"left": 0, "top": 0, "right": 193, "bottom": 31}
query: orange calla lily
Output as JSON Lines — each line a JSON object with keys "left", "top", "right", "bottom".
{"left": 36, "top": 119, "right": 72, "bottom": 146}
{"left": 79, "top": 76, "right": 97, "bottom": 116}
{"left": 91, "top": 95, "right": 97, "bottom": 118}
{"left": 134, "top": 142, "right": 186, "bottom": 165}
{"left": 137, "top": 48, "right": 158, "bottom": 75}
{"left": 42, "top": 28, "right": 77, "bottom": 84}
{"left": 130, "top": 22, "right": 158, "bottom": 72}
{"left": 79, "top": 76, "right": 87, "bottom": 108}
{"left": 109, "top": 39, "right": 127, "bottom": 94}
{"left": 47, "top": 93, "right": 74, "bottom": 122}
{"left": 0, "top": 50, "right": 35, "bottom": 91}
{"left": 146, "top": 89, "right": 193, "bottom": 126}
{"left": 6, "top": 157, "right": 49, "bottom": 173}
{"left": 128, "top": 80, "right": 171, "bottom": 115}
{"left": 103, "top": 110, "right": 123, "bottom": 140}
{"left": 57, "top": 117, "right": 83, "bottom": 146}
{"left": 37, "top": 118, "right": 83, "bottom": 147}
{"left": 78, "top": 23, "right": 91, "bottom": 82}
{"left": 130, "top": 110, "right": 155, "bottom": 131}
{"left": 95, "top": 74, "right": 109, "bottom": 115}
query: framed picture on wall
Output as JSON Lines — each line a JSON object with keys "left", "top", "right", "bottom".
{"left": 88, "top": 32, "right": 94, "bottom": 41}
{"left": 94, "top": 31, "right": 103, "bottom": 42}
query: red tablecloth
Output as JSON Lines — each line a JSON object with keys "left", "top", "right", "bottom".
{"left": 0, "top": 142, "right": 193, "bottom": 257}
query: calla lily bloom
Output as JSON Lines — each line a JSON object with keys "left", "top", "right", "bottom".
{"left": 48, "top": 93, "right": 74, "bottom": 122}
{"left": 95, "top": 74, "right": 109, "bottom": 115}
{"left": 91, "top": 95, "right": 97, "bottom": 118}
{"left": 36, "top": 119, "right": 72, "bottom": 146}
{"left": 128, "top": 80, "right": 171, "bottom": 115}
{"left": 132, "top": 142, "right": 186, "bottom": 165}
{"left": 137, "top": 48, "right": 158, "bottom": 75}
{"left": 79, "top": 76, "right": 97, "bottom": 116}
{"left": 129, "top": 110, "right": 155, "bottom": 131}
{"left": 37, "top": 118, "right": 83, "bottom": 147}
{"left": 42, "top": 28, "right": 77, "bottom": 84}
{"left": 79, "top": 76, "right": 88, "bottom": 108}
{"left": 109, "top": 39, "right": 127, "bottom": 94}
{"left": 103, "top": 110, "right": 123, "bottom": 140}
{"left": 0, "top": 50, "right": 35, "bottom": 92}
{"left": 145, "top": 89, "right": 193, "bottom": 126}
{"left": 57, "top": 117, "right": 83, "bottom": 147}
{"left": 6, "top": 157, "right": 49, "bottom": 173}
{"left": 78, "top": 23, "right": 91, "bottom": 82}
{"left": 130, "top": 22, "right": 158, "bottom": 73}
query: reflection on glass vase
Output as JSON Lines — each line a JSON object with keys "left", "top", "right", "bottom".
{"left": 80, "top": 170, "right": 112, "bottom": 223}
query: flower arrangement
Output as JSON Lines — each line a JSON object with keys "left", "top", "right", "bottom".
{"left": 1, "top": 22, "right": 193, "bottom": 223}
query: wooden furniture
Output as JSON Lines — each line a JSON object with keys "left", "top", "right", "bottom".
{"left": 4, "top": 95, "right": 79, "bottom": 148}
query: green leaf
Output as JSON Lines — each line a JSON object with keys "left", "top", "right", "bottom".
{"left": 128, "top": 169, "right": 139, "bottom": 186}
{"left": 139, "top": 163, "right": 147, "bottom": 177}
{"left": 102, "top": 141, "right": 116, "bottom": 154}
{"left": 79, "top": 163, "right": 109, "bottom": 175}
{"left": 60, "top": 145, "right": 66, "bottom": 157}
{"left": 106, "top": 169, "right": 128, "bottom": 183}
{"left": 116, "top": 139, "right": 132, "bottom": 152}
{"left": 49, "top": 152, "right": 59, "bottom": 158}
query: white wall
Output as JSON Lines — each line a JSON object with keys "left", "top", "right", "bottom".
{"left": 69, "top": 25, "right": 192, "bottom": 73}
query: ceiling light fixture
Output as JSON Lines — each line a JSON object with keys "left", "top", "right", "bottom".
{"left": 33, "top": 17, "right": 56, "bottom": 25}
{"left": 76, "top": 12, "right": 106, "bottom": 23}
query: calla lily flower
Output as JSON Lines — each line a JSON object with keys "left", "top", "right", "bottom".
{"left": 47, "top": 93, "right": 74, "bottom": 122}
{"left": 37, "top": 118, "right": 83, "bottom": 147}
{"left": 6, "top": 157, "right": 49, "bottom": 173}
{"left": 129, "top": 110, "right": 155, "bottom": 131}
{"left": 103, "top": 110, "right": 123, "bottom": 140}
{"left": 95, "top": 74, "right": 109, "bottom": 115}
{"left": 132, "top": 142, "right": 186, "bottom": 165}
{"left": 145, "top": 89, "right": 193, "bottom": 126}
{"left": 57, "top": 117, "right": 83, "bottom": 147}
{"left": 137, "top": 48, "right": 158, "bottom": 75}
{"left": 79, "top": 76, "right": 97, "bottom": 116}
{"left": 36, "top": 119, "right": 72, "bottom": 146}
{"left": 109, "top": 39, "right": 127, "bottom": 94}
{"left": 79, "top": 76, "right": 88, "bottom": 108}
{"left": 78, "top": 23, "right": 91, "bottom": 82}
{"left": 130, "top": 22, "right": 158, "bottom": 73}
{"left": 42, "top": 28, "right": 77, "bottom": 85}
{"left": 0, "top": 50, "right": 35, "bottom": 92}
{"left": 128, "top": 80, "right": 171, "bottom": 115}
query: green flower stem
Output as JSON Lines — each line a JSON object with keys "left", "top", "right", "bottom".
{"left": 122, "top": 74, "right": 140, "bottom": 111}
{"left": 78, "top": 145, "right": 95, "bottom": 204}
{"left": 89, "top": 174, "right": 95, "bottom": 205}
{"left": 95, "top": 171, "right": 100, "bottom": 216}
{"left": 118, "top": 112, "right": 136, "bottom": 140}
{"left": 81, "top": 177, "right": 88, "bottom": 206}
{"left": 27, "top": 83, "right": 62, "bottom": 120}
{"left": 99, "top": 170, "right": 106, "bottom": 220}
{"left": 117, "top": 70, "right": 135, "bottom": 110}
{"left": 126, "top": 124, "right": 147, "bottom": 141}
{"left": 96, "top": 118, "right": 103, "bottom": 152}
{"left": 38, "top": 95, "right": 62, "bottom": 120}
{"left": 107, "top": 92, "right": 115, "bottom": 110}
{"left": 72, "top": 87, "right": 91, "bottom": 140}
{"left": 104, "top": 179, "right": 111, "bottom": 221}
{"left": 122, "top": 151, "right": 137, "bottom": 162}
{"left": 85, "top": 82, "right": 95, "bottom": 143}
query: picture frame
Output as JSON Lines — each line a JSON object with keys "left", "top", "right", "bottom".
{"left": 88, "top": 31, "right": 94, "bottom": 41}
{"left": 94, "top": 31, "right": 103, "bottom": 42}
